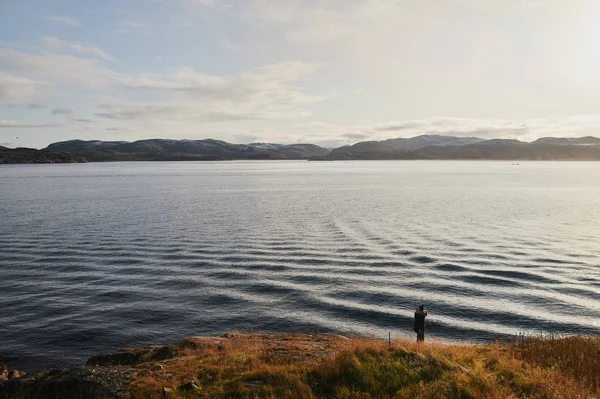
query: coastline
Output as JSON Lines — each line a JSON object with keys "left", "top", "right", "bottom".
{"left": 1, "top": 333, "right": 598, "bottom": 399}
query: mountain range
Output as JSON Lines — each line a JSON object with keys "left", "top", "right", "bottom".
{"left": 43, "top": 139, "right": 330, "bottom": 162}
{"left": 3, "top": 135, "right": 600, "bottom": 163}
{"left": 322, "top": 135, "right": 600, "bottom": 161}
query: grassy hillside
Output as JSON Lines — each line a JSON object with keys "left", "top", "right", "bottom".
{"left": 3, "top": 334, "right": 599, "bottom": 398}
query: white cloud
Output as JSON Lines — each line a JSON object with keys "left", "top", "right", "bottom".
{"left": 184, "top": 0, "right": 217, "bottom": 6}
{"left": 0, "top": 47, "right": 326, "bottom": 126}
{"left": 182, "top": 0, "right": 235, "bottom": 11}
{"left": 0, "top": 119, "right": 59, "bottom": 128}
{"left": 48, "top": 15, "right": 81, "bottom": 27}
{"left": 110, "top": 62, "right": 326, "bottom": 122}
{"left": 246, "top": 0, "right": 409, "bottom": 43}
{"left": 219, "top": 35, "right": 242, "bottom": 51}
{"left": 373, "top": 117, "right": 529, "bottom": 137}
{"left": 41, "top": 37, "right": 114, "bottom": 62}
{"left": 246, "top": 0, "right": 553, "bottom": 44}
{"left": 0, "top": 72, "right": 50, "bottom": 100}
{"left": 94, "top": 101, "right": 269, "bottom": 122}
{"left": 0, "top": 48, "right": 116, "bottom": 89}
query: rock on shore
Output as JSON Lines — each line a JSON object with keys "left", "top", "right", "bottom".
{"left": 0, "top": 345, "right": 175, "bottom": 399}
{"left": 0, "top": 361, "right": 27, "bottom": 397}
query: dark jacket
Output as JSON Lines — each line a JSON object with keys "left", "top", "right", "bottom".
{"left": 414, "top": 309, "right": 428, "bottom": 330}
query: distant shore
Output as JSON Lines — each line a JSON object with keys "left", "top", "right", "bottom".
{"left": 1, "top": 333, "right": 598, "bottom": 398}
{"left": 5, "top": 134, "right": 600, "bottom": 164}
{"left": 0, "top": 147, "right": 87, "bottom": 164}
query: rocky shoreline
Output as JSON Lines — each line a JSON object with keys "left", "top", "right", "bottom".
{"left": 0, "top": 333, "right": 374, "bottom": 398}
{"left": 0, "top": 333, "right": 333, "bottom": 398}
{"left": 0, "top": 361, "right": 26, "bottom": 398}
{"left": 0, "top": 343, "right": 180, "bottom": 398}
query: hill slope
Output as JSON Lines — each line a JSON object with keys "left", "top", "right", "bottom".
{"left": 532, "top": 136, "right": 600, "bottom": 146}
{"left": 323, "top": 136, "right": 600, "bottom": 160}
{"left": 43, "top": 139, "right": 329, "bottom": 161}
{"left": 0, "top": 147, "right": 87, "bottom": 164}
{"left": 30, "top": 135, "right": 600, "bottom": 162}
{"left": 329, "top": 134, "right": 485, "bottom": 158}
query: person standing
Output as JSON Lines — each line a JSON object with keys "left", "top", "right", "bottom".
{"left": 414, "top": 305, "right": 428, "bottom": 342}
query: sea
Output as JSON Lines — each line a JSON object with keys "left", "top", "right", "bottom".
{"left": 1, "top": 160, "right": 599, "bottom": 372}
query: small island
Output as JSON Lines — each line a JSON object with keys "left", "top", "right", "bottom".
{"left": 1, "top": 333, "right": 597, "bottom": 398}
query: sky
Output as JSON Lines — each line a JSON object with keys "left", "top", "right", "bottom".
{"left": 1, "top": 0, "right": 600, "bottom": 149}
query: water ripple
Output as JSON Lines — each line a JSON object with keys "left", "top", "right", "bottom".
{"left": 1, "top": 161, "right": 600, "bottom": 372}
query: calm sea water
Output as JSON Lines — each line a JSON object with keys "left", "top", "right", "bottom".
{"left": 1, "top": 161, "right": 600, "bottom": 371}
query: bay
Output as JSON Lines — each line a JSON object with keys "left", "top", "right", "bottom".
{"left": 1, "top": 161, "right": 599, "bottom": 371}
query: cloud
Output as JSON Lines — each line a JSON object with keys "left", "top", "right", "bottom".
{"left": 184, "top": 0, "right": 217, "bottom": 6}
{"left": 182, "top": 0, "right": 235, "bottom": 11}
{"left": 96, "top": 61, "right": 327, "bottom": 124}
{"left": 0, "top": 72, "right": 50, "bottom": 100}
{"left": 118, "top": 20, "right": 150, "bottom": 34}
{"left": 69, "top": 118, "right": 96, "bottom": 123}
{"left": 342, "top": 132, "right": 370, "bottom": 140}
{"left": 373, "top": 117, "right": 530, "bottom": 137}
{"left": 246, "top": 0, "right": 407, "bottom": 43}
{"left": 219, "top": 36, "right": 242, "bottom": 51}
{"left": 41, "top": 37, "right": 114, "bottom": 62}
{"left": 0, "top": 46, "right": 326, "bottom": 130}
{"left": 48, "top": 15, "right": 81, "bottom": 27}
{"left": 119, "top": 62, "right": 325, "bottom": 109}
{"left": 94, "top": 101, "right": 270, "bottom": 122}
{"left": 232, "top": 133, "right": 258, "bottom": 143}
{"left": 6, "top": 103, "right": 46, "bottom": 109}
{"left": 0, "top": 119, "right": 59, "bottom": 128}
{"left": 51, "top": 107, "right": 74, "bottom": 115}
{"left": 251, "top": 114, "right": 600, "bottom": 147}
{"left": 0, "top": 48, "right": 116, "bottom": 89}
{"left": 244, "top": 0, "right": 562, "bottom": 50}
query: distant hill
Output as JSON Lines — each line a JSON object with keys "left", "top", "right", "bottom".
{"left": 43, "top": 139, "right": 330, "bottom": 161}
{"left": 328, "top": 134, "right": 484, "bottom": 159}
{"left": 320, "top": 135, "right": 600, "bottom": 161}
{"left": 532, "top": 136, "right": 600, "bottom": 146}
{"left": 24, "top": 135, "right": 600, "bottom": 162}
{"left": 0, "top": 147, "right": 88, "bottom": 164}
{"left": 248, "top": 142, "right": 284, "bottom": 148}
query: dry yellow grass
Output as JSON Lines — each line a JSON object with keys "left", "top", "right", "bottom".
{"left": 509, "top": 334, "right": 600, "bottom": 392}
{"left": 124, "top": 333, "right": 600, "bottom": 399}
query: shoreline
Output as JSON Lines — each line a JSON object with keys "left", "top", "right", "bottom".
{"left": 4, "top": 158, "right": 600, "bottom": 165}
{"left": 1, "top": 333, "right": 598, "bottom": 398}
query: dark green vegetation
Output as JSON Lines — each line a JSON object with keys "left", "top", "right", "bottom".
{"left": 0, "top": 147, "right": 87, "bottom": 164}
{"left": 2, "top": 334, "right": 598, "bottom": 398}
{"left": 43, "top": 139, "right": 330, "bottom": 161}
